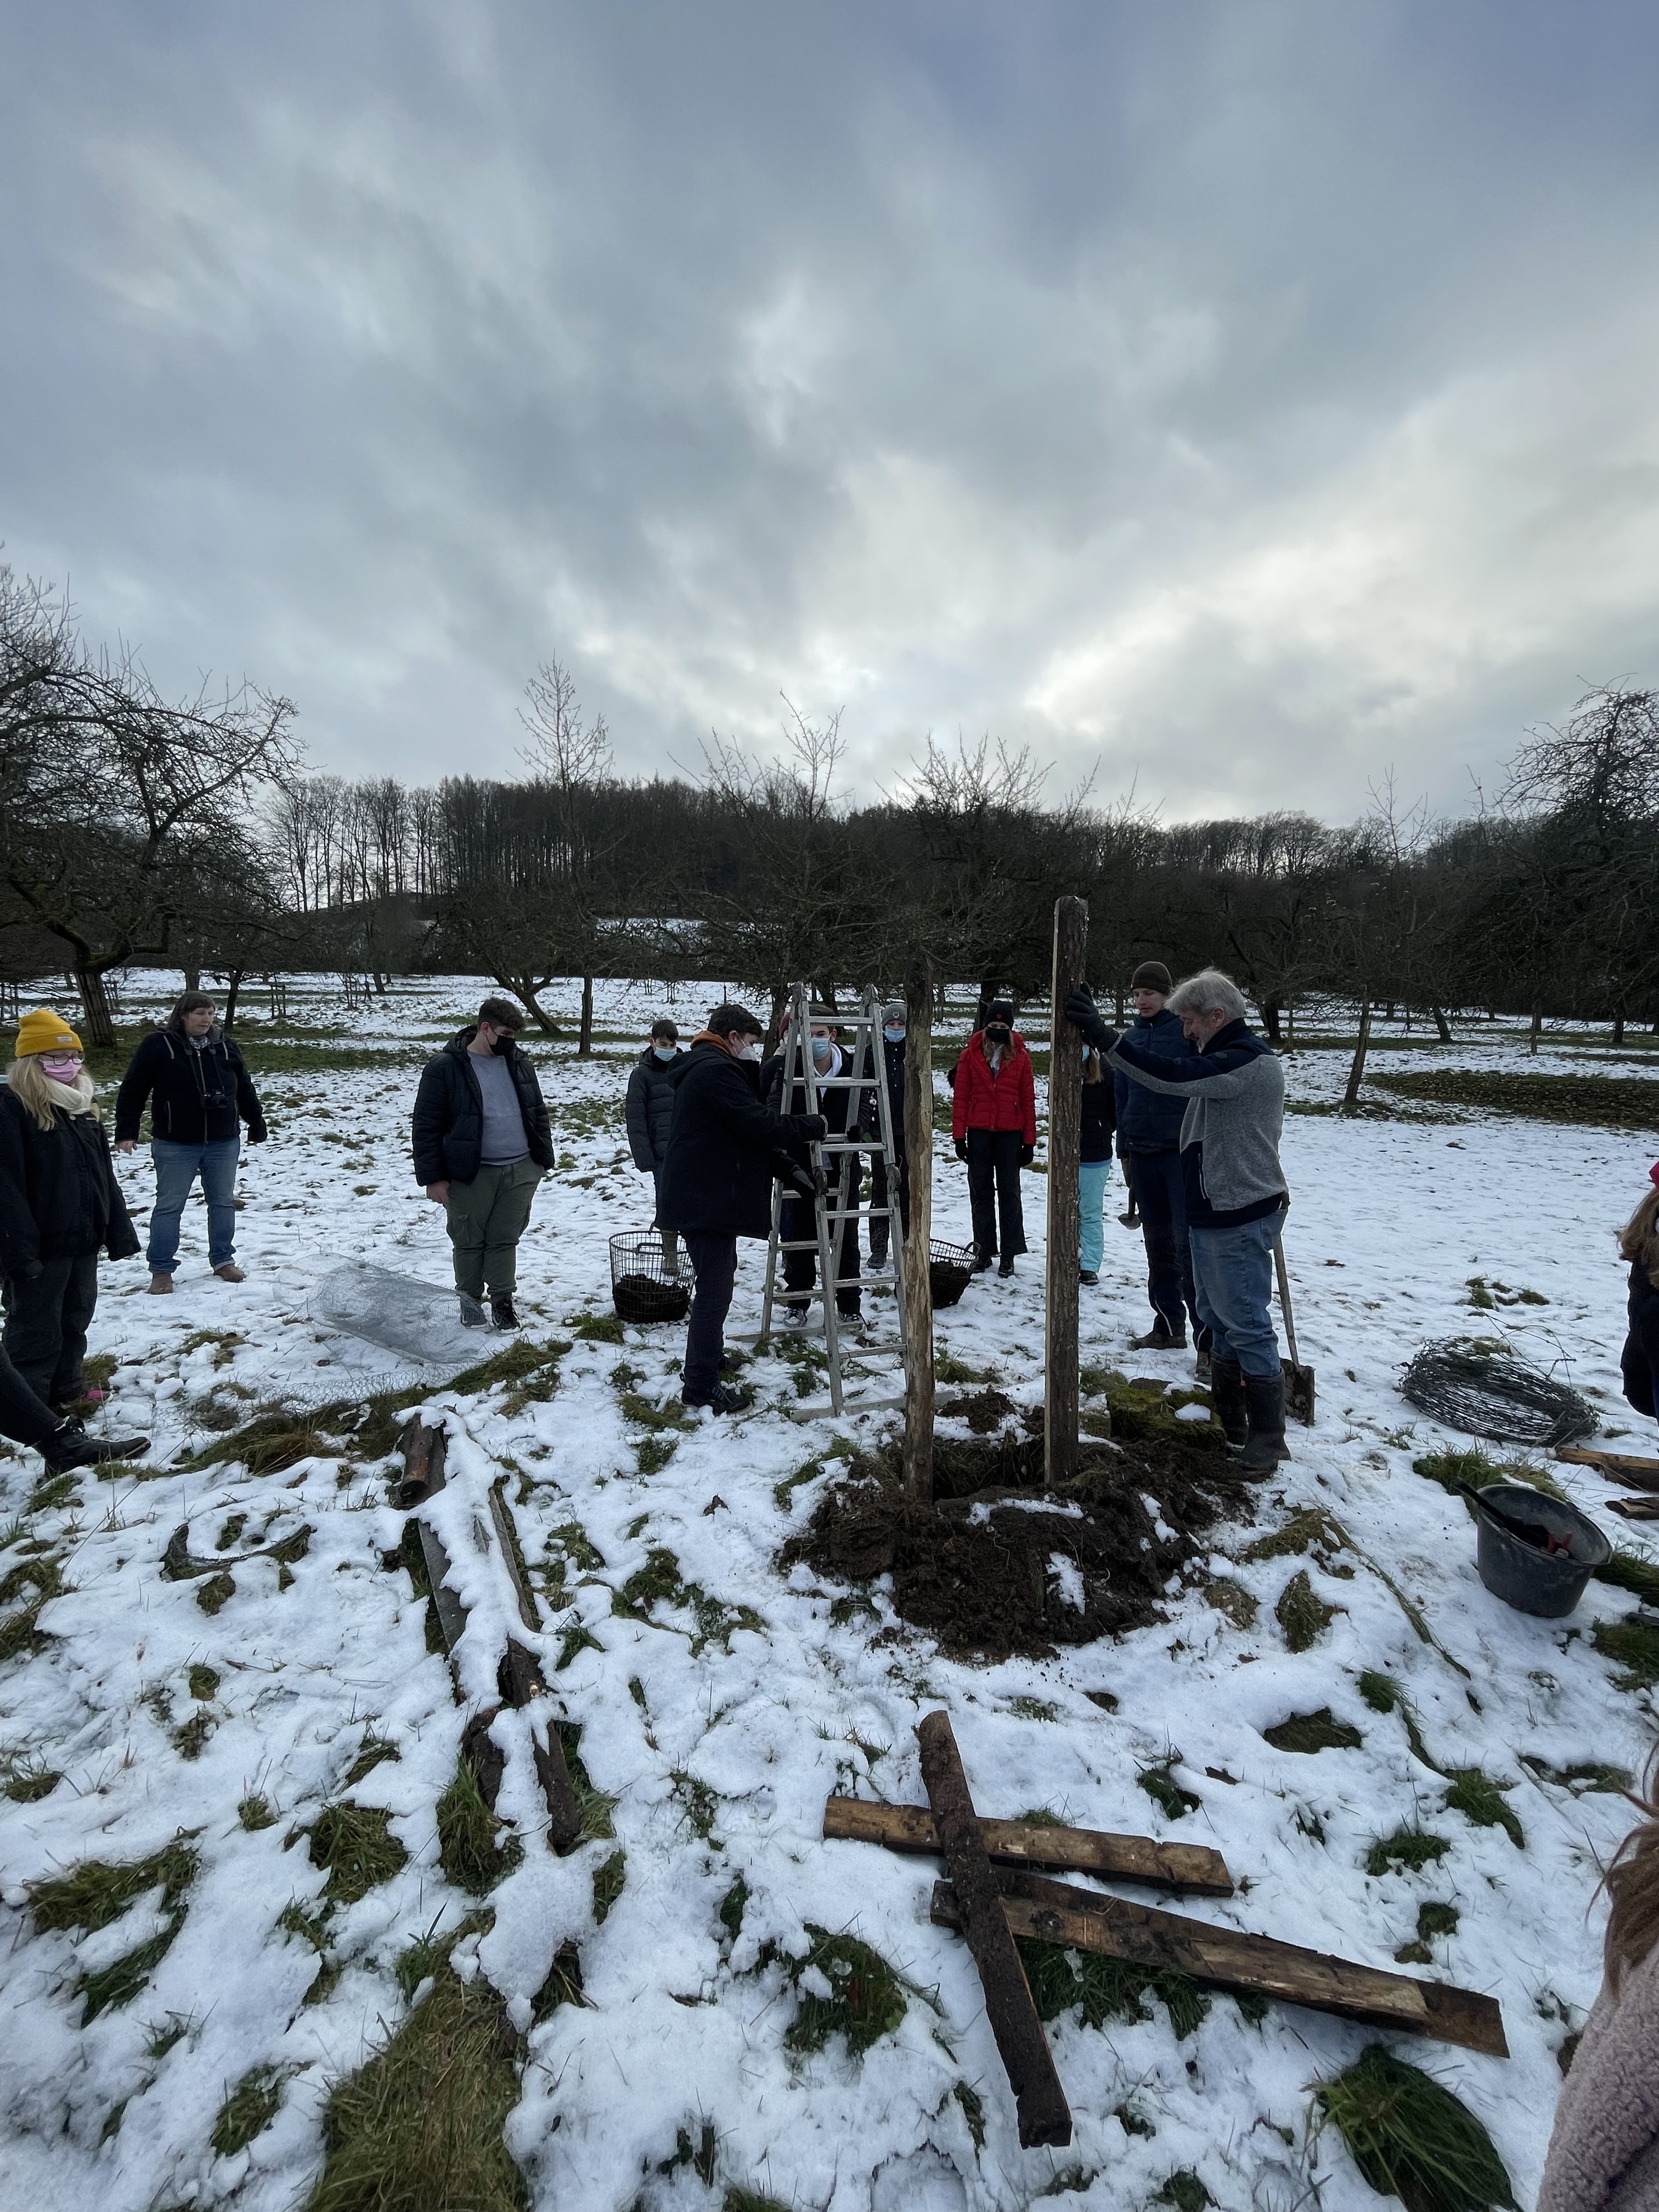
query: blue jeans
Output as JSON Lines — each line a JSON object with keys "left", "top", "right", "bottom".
{"left": 1188, "top": 1208, "right": 1286, "bottom": 1380}
{"left": 1078, "top": 1160, "right": 1111, "bottom": 1274}
{"left": 149, "top": 1138, "right": 241, "bottom": 1272}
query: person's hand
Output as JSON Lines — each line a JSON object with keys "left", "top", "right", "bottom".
{"left": 115, "top": 1139, "right": 137, "bottom": 1155}
{"left": 425, "top": 1180, "right": 450, "bottom": 1205}
{"left": 1064, "top": 986, "right": 1115, "bottom": 1053}
{"left": 806, "top": 1116, "right": 828, "bottom": 1142}
{"left": 1019, "top": 1143, "right": 1035, "bottom": 1167}
{"left": 15, "top": 1260, "right": 42, "bottom": 1282}
{"left": 953, "top": 1138, "right": 968, "bottom": 1162}
{"left": 247, "top": 1124, "right": 268, "bottom": 1146}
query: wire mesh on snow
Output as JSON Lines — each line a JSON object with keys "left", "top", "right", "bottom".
{"left": 1399, "top": 1339, "right": 1599, "bottom": 1448}
{"left": 928, "top": 1239, "right": 978, "bottom": 1310}
{"left": 308, "top": 1261, "right": 487, "bottom": 1369}
{"left": 610, "top": 1232, "right": 695, "bottom": 1324}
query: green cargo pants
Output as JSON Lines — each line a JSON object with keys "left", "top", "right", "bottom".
{"left": 444, "top": 1158, "right": 546, "bottom": 1297}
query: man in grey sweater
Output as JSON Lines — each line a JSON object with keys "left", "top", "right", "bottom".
{"left": 1067, "top": 967, "right": 1290, "bottom": 1471}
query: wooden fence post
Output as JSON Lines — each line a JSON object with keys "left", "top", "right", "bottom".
{"left": 901, "top": 957, "right": 935, "bottom": 1507}
{"left": 1045, "top": 897, "right": 1088, "bottom": 1490}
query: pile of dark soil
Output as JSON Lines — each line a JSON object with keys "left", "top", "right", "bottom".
{"left": 782, "top": 1427, "right": 1256, "bottom": 1661}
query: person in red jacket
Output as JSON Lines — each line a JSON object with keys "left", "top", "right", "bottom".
{"left": 951, "top": 999, "right": 1037, "bottom": 1277}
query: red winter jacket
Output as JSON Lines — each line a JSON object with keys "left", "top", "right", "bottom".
{"left": 952, "top": 1031, "right": 1037, "bottom": 1144}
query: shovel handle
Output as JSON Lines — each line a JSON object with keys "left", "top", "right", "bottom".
{"left": 1273, "top": 1237, "right": 1301, "bottom": 1369}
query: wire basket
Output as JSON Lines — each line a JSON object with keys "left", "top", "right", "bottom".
{"left": 1400, "top": 1340, "right": 1599, "bottom": 1449}
{"left": 929, "top": 1238, "right": 979, "bottom": 1310}
{"left": 610, "top": 1232, "right": 695, "bottom": 1325}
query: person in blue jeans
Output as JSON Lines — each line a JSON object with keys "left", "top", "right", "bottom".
{"left": 114, "top": 991, "right": 268, "bottom": 1291}
{"left": 1113, "top": 961, "right": 1201, "bottom": 1354}
{"left": 1068, "top": 968, "right": 1289, "bottom": 1474}
{"left": 1078, "top": 1047, "right": 1115, "bottom": 1285}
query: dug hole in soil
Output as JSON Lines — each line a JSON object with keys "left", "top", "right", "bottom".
{"left": 782, "top": 1384, "right": 1261, "bottom": 1661}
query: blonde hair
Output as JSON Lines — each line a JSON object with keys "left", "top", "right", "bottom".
{"left": 1605, "top": 1746, "right": 1659, "bottom": 1990}
{"left": 7, "top": 1057, "right": 98, "bottom": 1131}
{"left": 1084, "top": 1047, "right": 1105, "bottom": 1086}
{"left": 1617, "top": 1188, "right": 1659, "bottom": 1289}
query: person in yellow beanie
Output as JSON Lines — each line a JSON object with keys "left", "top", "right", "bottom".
{"left": 0, "top": 1009, "right": 145, "bottom": 1419}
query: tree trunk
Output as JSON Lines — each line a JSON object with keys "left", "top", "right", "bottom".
{"left": 1432, "top": 1005, "right": 1452, "bottom": 1044}
{"left": 1342, "top": 1000, "right": 1373, "bottom": 1111}
{"left": 1046, "top": 898, "right": 1088, "bottom": 1492}
{"left": 766, "top": 983, "right": 787, "bottom": 1056}
{"left": 1613, "top": 1013, "right": 1626, "bottom": 1047}
{"left": 901, "top": 957, "right": 935, "bottom": 1508}
{"left": 75, "top": 967, "right": 117, "bottom": 1051}
{"left": 373, "top": 973, "right": 390, "bottom": 996}
{"left": 578, "top": 974, "right": 595, "bottom": 1058}
{"left": 183, "top": 965, "right": 201, "bottom": 993}
{"left": 1286, "top": 999, "right": 1296, "bottom": 1048}
{"left": 503, "top": 976, "right": 560, "bottom": 1035}
{"left": 1529, "top": 998, "right": 1543, "bottom": 1056}
{"left": 1259, "top": 1000, "right": 1284, "bottom": 1046}
{"left": 1113, "top": 985, "right": 1126, "bottom": 1026}
{"left": 220, "top": 968, "right": 246, "bottom": 1032}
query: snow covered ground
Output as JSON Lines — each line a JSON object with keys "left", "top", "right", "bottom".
{"left": 2, "top": 972, "right": 1656, "bottom": 2212}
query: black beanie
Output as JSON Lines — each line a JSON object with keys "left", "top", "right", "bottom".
{"left": 1130, "top": 962, "right": 1172, "bottom": 996}
{"left": 986, "top": 1000, "right": 1015, "bottom": 1027}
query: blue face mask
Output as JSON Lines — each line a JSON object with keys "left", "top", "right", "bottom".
{"left": 653, "top": 1045, "right": 677, "bottom": 1062}
{"left": 811, "top": 1035, "right": 833, "bottom": 1063}
{"left": 884, "top": 1026, "right": 905, "bottom": 1043}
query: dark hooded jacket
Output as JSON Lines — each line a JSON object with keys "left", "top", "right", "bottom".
{"left": 657, "top": 1035, "right": 826, "bottom": 1239}
{"left": 1113, "top": 1006, "right": 1195, "bottom": 1150}
{"left": 0, "top": 1088, "right": 140, "bottom": 1274}
{"left": 625, "top": 1047, "right": 689, "bottom": 1171}
{"left": 1623, "top": 1258, "right": 1659, "bottom": 1421}
{"left": 411, "top": 1028, "right": 554, "bottom": 1187}
{"left": 114, "top": 1025, "right": 266, "bottom": 1147}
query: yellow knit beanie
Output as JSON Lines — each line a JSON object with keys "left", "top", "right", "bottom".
{"left": 15, "top": 1008, "right": 84, "bottom": 1058}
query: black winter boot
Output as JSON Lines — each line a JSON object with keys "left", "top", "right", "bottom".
{"left": 41, "top": 1423, "right": 149, "bottom": 1472}
{"left": 1130, "top": 1319, "right": 1186, "bottom": 1351}
{"left": 1241, "top": 1371, "right": 1289, "bottom": 1474}
{"left": 1209, "top": 1358, "right": 1248, "bottom": 1448}
{"left": 490, "top": 1293, "right": 522, "bottom": 1331}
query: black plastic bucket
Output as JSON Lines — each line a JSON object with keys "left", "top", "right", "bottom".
{"left": 1471, "top": 1483, "right": 1611, "bottom": 1620}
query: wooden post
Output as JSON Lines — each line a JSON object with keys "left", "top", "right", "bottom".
{"left": 917, "top": 1712, "right": 1071, "bottom": 2147}
{"left": 901, "top": 957, "right": 935, "bottom": 1507}
{"left": 1045, "top": 897, "right": 1087, "bottom": 1491}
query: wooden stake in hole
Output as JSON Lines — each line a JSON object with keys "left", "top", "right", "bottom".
{"left": 1046, "top": 895, "right": 1088, "bottom": 1491}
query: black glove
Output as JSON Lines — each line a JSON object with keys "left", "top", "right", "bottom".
{"left": 953, "top": 1138, "right": 968, "bottom": 1162}
{"left": 1064, "top": 985, "right": 1115, "bottom": 1054}
{"left": 247, "top": 1121, "right": 268, "bottom": 1146}
{"left": 1019, "top": 1144, "right": 1035, "bottom": 1168}
{"left": 805, "top": 1115, "right": 828, "bottom": 1142}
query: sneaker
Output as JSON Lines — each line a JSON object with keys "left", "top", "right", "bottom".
{"left": 148, "top": 1273, "right": 174, "bottom": 1295}
{"left": 997, "top": 1257, "right": 1015, "bottom": 1279}
{"left": 490, "top": 1293, "right": 522, "bottom": 1331}
{"left": 1079, "top": 1270, "right": 1099, "bottom": 1286}
{"left": 779, "top": 1302, "right": 810, "bottom": 1329}
{"left": 1129, "top": 1321, "right": 1186, "bottom": 1351}
{"left": 683, "top": 1379, "right": 745, "bottom": 1417}
{"left": 213, "top": 1263, "right": 246, "bottom": 1283}
{"left": 972, "top": 1255, "right": 995, "bottom": 1274}
{"left": 458, "top": 1292, "right": 489, "bottom": 1329}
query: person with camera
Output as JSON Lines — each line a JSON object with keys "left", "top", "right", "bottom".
{"left": 657, "top": 1003, "right": 827, "bottom": 1413}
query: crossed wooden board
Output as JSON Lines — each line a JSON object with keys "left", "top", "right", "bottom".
{"left": 1556, "top": 1445, "right": 1659, "bottom": 1517}
{"left": 826, "top": 1717, "right": 1508, "bottom": 2149}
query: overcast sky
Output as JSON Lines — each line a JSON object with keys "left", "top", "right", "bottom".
{"left": 4, "top": 2, "right": 1658, "bottom": 822}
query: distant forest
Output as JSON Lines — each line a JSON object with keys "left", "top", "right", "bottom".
{"left": 4, "top": 565, "right": 1656, "bottom": 1052}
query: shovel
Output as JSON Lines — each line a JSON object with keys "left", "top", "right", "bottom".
{"left": 1274, "top": 1238, "right": 1316, "bottom": 1426}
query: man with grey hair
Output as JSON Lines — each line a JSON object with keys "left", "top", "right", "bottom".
{"left": 1066, "top": 967, "right": 1289, "bottom": 1473}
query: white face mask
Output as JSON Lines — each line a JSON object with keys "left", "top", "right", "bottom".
{"left": 653, "top": 1045, "right": 677, "bottom": 1062}
{"left": 737, "top": 1041, "right": 763, "bottom": 1063}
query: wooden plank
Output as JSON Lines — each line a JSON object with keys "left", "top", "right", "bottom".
{"left": 1046, "top": 897, "right": 1088, "bottom": 1490}
{"left": 929, "top": 1869, "right": 1507, "bottom": 2059}
{"left": 488, "top": 1481, "right": 541, "bottom": 1632}
{"left": 1558, "top": 1446, "right": 1659, "bottom": 1489}
{"left": 917, "top": 1711, "right": 1071, "bottom": 2147}
{"left": 822, "top": 1796, "right": 1234, "bottom": 1897}
{"left": 496, "top": 1638, "right": 584, "bottom": 1853}
{"left": 901, "top": 957, "right": 935, "bottom": 1508}
{"left": 397, "top": 1415, "right": 447, "bottom": 1507}
{"left": 416, "top": 1521, "right": 469, "bottom": 1654}
{"left": 1608, "top": 1497, "right": 1659, "bottom": 1520}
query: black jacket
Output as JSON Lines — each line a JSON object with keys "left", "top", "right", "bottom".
{"left": 763, "top": 1041, "right": 876, "bottom": 1139}
{"left": 411, "top": 1029, "right": 554, "bottom": 1187}
{"left": 1081, "top": 1069, "right": 1116, "bottom": 1165}
{"left": 0, "top": 1091, "right": 140, "bottom": 1275}
{"left": 115, "top": 1027, "right": 266, "bottom": 1147}
{"left": 625, "top": 1048, "right": 689, "bottom": 1171}
{"left": 1113, "top": 1007, "right": 1195, "bottom": 1152}
{"left": 1623, "top": 1259, "right": 1659, "bottom": 1422}
{"left": 658, "top": 1040, "right": 825, "bottom": 1239}
{"left": 880, "top": 1034, "right": 905, "bottom": 1147}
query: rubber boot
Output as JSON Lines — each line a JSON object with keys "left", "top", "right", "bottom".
{"left": 1209, "top": 1358, "right": 1248, "bottom": 1448}
{"left": 1241, "top": 1370, "right": 1289, "bottom": 1474}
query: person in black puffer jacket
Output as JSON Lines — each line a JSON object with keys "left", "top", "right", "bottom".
{"left": 1619, "top": 1165, "right": 1659, "bottom": 1425}
{"left": 1, "top": 1008, "right": 146, "bottom": 1419}
{"left": 625, "top": 1018, "right": 689, "bottom": 1252}
{"left": 115, "top": 989, "right": 268, "bottom": 1291}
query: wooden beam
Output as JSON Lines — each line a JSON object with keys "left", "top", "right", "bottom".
{"left": 930, "top": 1867, "right": 1507, "bottom": 2059}
{"left": 416, "top": 1522, "right": 469, "bottom": 1655}
{"left": 822, "top": 1796, "right": 1234, "bottom": 1896}
{"left": 488, "top": 1481, "right": 541, "bottom": 1632}
{"left": 901, "top": 956, "right": 935, "bottom": 1508}
{"left": 1609, "top": 1497, "right": 1659, "bottom": 1520}
{"left": 1045, "top": 896, "right": 1088, "bottom": 1490}
{"left": 397, "top": 1414, "right": 447, "bottom": 1507}
{"left": 917, "top": 1712, "right": 1072, "bottom": 2147}
{"left": 1558, "top": 1446, "right": 1659, "bottom": 1488}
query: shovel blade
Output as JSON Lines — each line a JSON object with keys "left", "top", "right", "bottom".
{"left": 1283, "top": 1359, "right": 1316, "bottom": 1427}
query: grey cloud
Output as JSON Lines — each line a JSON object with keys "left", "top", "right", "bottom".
{"left": 3, "top": 0, "right": 1657, "bottom": 822}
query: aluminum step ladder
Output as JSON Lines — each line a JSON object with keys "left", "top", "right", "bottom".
{"left": 756, "top": 982, "right": 908, "bottom": 1417}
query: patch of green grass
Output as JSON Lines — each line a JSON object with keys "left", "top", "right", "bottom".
{"left": 1372, "top": 1068, "right": 1659, "bottom": 1130}
{"left": 1138, "top": 1764, "right": 1200, "bottom": 1820}
{"left": 548, "top": 1521, "right": 605, "bottom": 1572}
{"left": 0, "top": 1551, "right": 65, "bottom": 1606}
{"left": 719, "top": 1874, "right": 749, "bottom": 1943}
{"left": 724, "top": 2191, "right": 791, "bottom": 2212}
{"left": 531, "top": 1939, "right": 585, "bottom": 2023}
{"left": 216, "top": 1513, "right": 248, "bottom": 1551}
{"left": 1020, "top": 1937, "right": 1209, "bottom": 2040}
{"left": 344, "top": 1730, "right": 401, "bottom": 1786}
{"left": 570, "top": 1311, "right": 625, "bottom": 1344}
{"left": 195, "top": 1571, "right": 235, "bottom": 1616}
{"left": 1596, "top": 1553, "right": 1659, "bottom": 1609}
{"left": 1276, "top": 1569, "right": 1338, "bottom": 1651}
{"left": 1314, "top": 2042, "right": 1516, "bottom": 2212}
{"left": 1520, "top": 1756, "right": 1633, "bottom": 1794}
{"left": 393, "top": 1908, "right": 494, "bottom": 2003}
{"left": 635, "top": 1437, "right": 678, "bottom": 1477}
{"left": 591, "top": 1849, "right": 626, "bottom": 1926}
{"left": 1115, "top": 2103, "right": 1155, "bottom": 2138}
{"left": 555, "top": 1620, "right": 604, "bottom": 1671}
{"left": 672, "top": 1768, "right": 720, "bottom": 1841}
{"left": 551, "top": 1720, "right": 616, "bottom": 1844}
{"left": 1244, "top": 1507, "right": 1350, "bottom": 1564}
{"left": 239, "top": 1793, "right": 277, "bottom": 1831}
{"left": 185, "top": 1409, "right": 334, "bottom": 1477}
{"left": 211, "top": 2064, "right": 287, "bottom": 2158}
{"left": 187, "top": 1663, "right": 220, "bottom": 1701}
{"left": 1358, "top": 1670, "right": 1436, "bottom": 1767}
{"left": 436, "top": 1759, "right": 524, "bottom": 1897}
{"left": 172, "top": 1711, "right": 214, "bottom": 1760}
{"left": 1206, "top": 1576, "right": 1259, "bottom": 1628}
{"left": 783, "top": 1926, "right": 909, "bottom": 2058}
{"left": 309, "top": 1802, "right": 409, "bottom": 1905}
{"left": 29, "top": 1833, "right": 199, "bottom": 1932}
{"left": 1366, "top": 1828, "right": 1453, "bottom": 1877}
{"left": 449, "top": 1338, "right": 568, "bottom": 1399}
{"left": 1262, "top": 1708, "right": 1364, "bottom": 1754}
{"left": 1593, "top": 1616, "right": 1659, "bottom": 1690}
{"left": 1442, "top": 1770, "right": 1524, "bottom": 1849}
{"left": 936, "top": 1353, "right": 990, "bottom": 1385}
{"left": 306, "top": 1967, "right": 527, "bottom": 2212}
{"left": 2, "top": 1756, "right": 60, "bottom": 1803}
{"left": 1156, "top": 2174, "right": 1212, "bottom": 2212}
{"left": 773, "top": 1458, "right": 825, "bottom": 1511}
{"left": 953, "top": 2080, "right": 986, "bottom": 2149}
{"left": 1396, "top": 1902, "right": 1460, "bottom": 1965}
{"left": 617, "top": 1547, "right": 766, "bottom": 1655}
{"left": 1008, "top": 1696, "right": 1060, "bottom": 1722}
{"left": 1412, "top": 1447, "right": 1562, "bottom": 1498}
{"left": 24, "top": 1472, "right": 78, "bottom": 1515}
{"left": 80, "top": 1925, "right": 185, "bottom": 2022}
